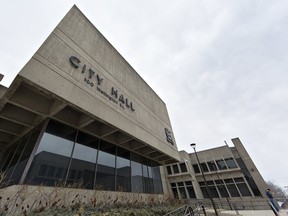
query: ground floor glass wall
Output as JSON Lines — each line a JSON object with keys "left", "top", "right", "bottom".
{"left": 0, "top": 124, "right": 43, "bottom": 185}
{"left": 19, "top": 119, "right": 163, "bottom": 194}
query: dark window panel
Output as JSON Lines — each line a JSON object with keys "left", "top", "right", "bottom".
{"left": 172, "top": 188, "right": 179, "bottom": 199}
{"left": 216, "top": 159, "right": 227, "bottom": 170}
{"left": 178, "top": 187, "right": 187, "bottom": 199}
{"left": 95, "top": 141, "right": 116, "bottom": 191}
{"left": 225, "top": 158, "right": 237, "bottom": 169}
{"left": 166, "top": 166, "right": 172, "bottom": 175}
{"left": 217, "top": 185, "right": 230, "bottom": 198}
{"left": 131, "top": 153, "right": 143, "bottom": 193}
{"left": 192, "top": 164, "right": 200, "bottom": 173}
{"left": 187, "top": 186, "right": 196, "bottom": 198}
{"left": 237, "top": 183, "right": 252, "bottom": 197}
{"left": 179, "top": 163, "right": 188, "bottom": 173}
{"left": 227, "top": 184, "right": 240, "bottom": 197}
{"left": 207, "top": 161, "right": 217, "bottom": 171}
{"left": 200, "top": 186, "right": 209, "bottom": 198}
{"left": 152, "top": 166, "right": 163, "bottom": 194}
{"left": 200, "top": 163, "right": 209, "bottom": 172}
{"left": 234, "top": 177, "right": 244, "bottom": 183}
{"left": 172, "top": 164, "right": 179, "bottom": 174}
{"left": 209, "top": 185, "right": 219, "bottom": 198}
{"left": 116, "top": 147, "right": 131, "bottom": 192}
{"left": 224, "top": 179, "right": 234, "bottom": 184}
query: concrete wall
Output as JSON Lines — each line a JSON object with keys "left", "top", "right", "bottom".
{"left": 17, "top": 5, "right": 179, "bottom": 160}
{"left": 232, "top": 138, "right": 268, "bottom": 197}
{"left": 0, "top": 185, "right": 169, "bottom": 215}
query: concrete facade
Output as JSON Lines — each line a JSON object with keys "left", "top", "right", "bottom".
{"left": 164, "top": 138, "right": 269, "bottom": 209}
{"left": 0, "top": 5, "right": 180, "bottom": 165}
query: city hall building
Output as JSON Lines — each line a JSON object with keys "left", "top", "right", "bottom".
{"left": 0, "top": 5, "right": 268, "bottom": 207}
{"left": 0, "top": 5, "right": 180, "bottom": 194}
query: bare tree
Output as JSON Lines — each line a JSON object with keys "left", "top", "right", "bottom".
{"left": 266, "top": 180, "right": 287, "bottom": 198}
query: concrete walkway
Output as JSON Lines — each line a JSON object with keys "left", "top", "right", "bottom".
{"left": 205, "top": 209, "right": 288, "bottom": 216}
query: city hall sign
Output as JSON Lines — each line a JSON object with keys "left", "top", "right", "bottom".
{"left": 69, "top": 56, "right": 135, "bottom": 112}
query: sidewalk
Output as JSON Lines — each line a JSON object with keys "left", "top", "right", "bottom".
{"left": 205, "top": 209, "right": 288, "bottom": 216}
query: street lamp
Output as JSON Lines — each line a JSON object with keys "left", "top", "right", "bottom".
{"left": 190, "top": 143, "right": 219, "bottom": 216}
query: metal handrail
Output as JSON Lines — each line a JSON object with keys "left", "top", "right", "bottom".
{"left": 163, "top": 203, "right": 206, "bottom": 216}
{"left": 163, "top": 205, "right": 188, "bottom": 216}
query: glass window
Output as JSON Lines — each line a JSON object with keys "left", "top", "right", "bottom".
{"left": 226, "top": 184, "right": 240, "bottom": 197}
{"left": 225, "top": 158, "right": 237, "bottom": 169}
{"left": 172, "top": 187, "right": 179, "bottom": 199}
{"left": 214, "top": 179, "right": 229, "bottom": 198}
{"left": 198, "top": 181, "right": 206, "bottom": 186}
{"left": 209, "top": 185, "right": 219, "bottom": 198}
{"left": 95, "top": 141, "right": 116, "bottom": 191}
{"left": 131, "top": 153, "right": 143, "bottom": 193}
{"left": 47, "top": 166, "right": 56, "bottom": 177}
{"left": 1, "top": 149, "right": 14, "bottom": 172}
{"left": 116, "top": 147, "right": 131, "bottom": 192}
{"left": 166, "top": 165, "right": 172, "bottom": 175}
{"left": 187, "top": 186, "right": 196, "bottom": 198}
{"left": 179, "top": 163, "right": 188, "bottom": 172}
{"left": 178, "top": 187, "right": 187, "bottom": 199}
{"left": 67, "top": 131, "right": 98, "bottom": 189}
{"left": 234, "top": 177, "right": 244, "bottom": 183}
{"left": 172, "top": 164, "right": 179, "bottom": 174}
{"left": 142, "top": 163, "right": 150, "bottom": 193}
{"left": 217, "top": 184, "right": 229, "bottom": 198}
{"left": 8, "top": 124, "right": 42, "bottom": 185}
{"left": 192, "top": 164, "right": 200, "bottom": 173}
{"left": 200, "top": 186, "right": 209, "bottom": 198}
{"left": 171, "top": 183, "right": 176, "bottom": 187}
{"left": 237, "top": 183, "right": 252, "bottom": 196}
{"left": 200, "top": 163, "right": 209, "bottom": 172}
{"left": 216, "top": 159, "right": 227, "bottom": 170}
{"left": 198, "top": 181, "right": 208, "bottom": 198}
{"left": 147, "top": 165, "right": 154, "bottom": 193}
{"left": 152, "top": 164, "right": 163, "bottom": 194}
{"left": 206, "top": 181, "right": 214, "bottom": 186}
{"left": 224, "top": 179, "right": 234, "bottom": 183}
{"left": 207, "top": 161, "right": 217, "bottom": 171}
{"left": 185, "top": 181, "right": 196, "bottom": 198}
{"left": 25, "top": 120, "right": 76, "bottom": 186}
{"left": 4, "top": 139, "right": 26, "bottom": 182}
{"left": 38, "top": 164, "right": 48, "bottom": 176}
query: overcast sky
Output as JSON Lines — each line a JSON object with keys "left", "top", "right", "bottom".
{"left": 1, "top": 1, "right": 287, "bottom": 188}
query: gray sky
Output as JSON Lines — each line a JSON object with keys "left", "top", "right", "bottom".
{"left": 1, "top": 1, "right": 287, "bottom": 188}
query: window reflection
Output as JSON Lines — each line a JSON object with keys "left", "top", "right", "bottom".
{"left": 95, "top": 142, "right": 116, "bottom": 191}
{"left": 216, "top": 159, "right": 227, "bottom": 170}
{"left": 20, "top": 119, "right": 164, "bottom": 194}
{"left": 131, "top": 153, "right": 143, "bottom": 193}
{"left": 225, "top": 158, "right": 237, "bottom": 169}
{"left": 152, "top": 165, "right": 163, "bottom": 194}
{"left": 67, "top": 131, "right": 98, "bottom": 189}
{"left": 25, "top": 121, "right": 76, "bottom": 186}
{"left": 116, "top": 147, "right": 131, "bottom": 192}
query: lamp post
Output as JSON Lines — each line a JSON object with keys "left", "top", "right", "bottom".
{"left": 190, "top": 143, "right": 219, "bottom": 216}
